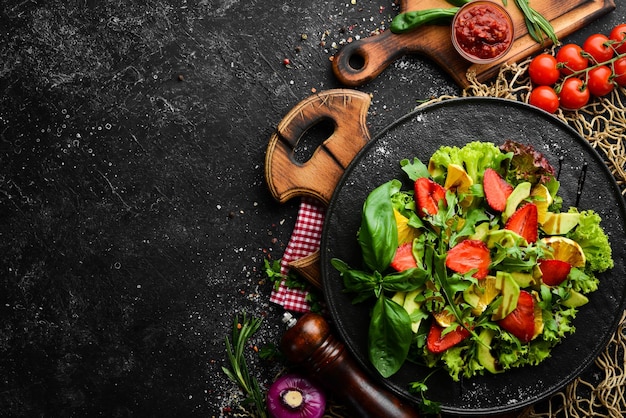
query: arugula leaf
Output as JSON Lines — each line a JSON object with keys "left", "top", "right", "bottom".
{"left": 359, "top": 180, "right": 402, "bottom": 272}
{"left": 450, "top": 207, "right": 489, "bottom": 246}
{"left": 400, "top": 157, "right": 430, "bottom": 181}
{"left": 369, "top": 294, "right": 413, "bottom": 378}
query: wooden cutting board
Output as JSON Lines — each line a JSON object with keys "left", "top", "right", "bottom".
{"left": 332, "top": 0, "right": 616, "bottom": 87}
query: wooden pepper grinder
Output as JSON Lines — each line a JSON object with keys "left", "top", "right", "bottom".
{"left": 280, "top": 312, "right": 420, "bottom": 418}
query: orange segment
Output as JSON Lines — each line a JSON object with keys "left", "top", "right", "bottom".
{"left": 394, "top": 209, "right": 419, "bottom": 245}
{"left": 531, "top": 184, "right": 553, "bottom": 224}
{"left": 541, "top": 236, "right": 586, "bottom": 268}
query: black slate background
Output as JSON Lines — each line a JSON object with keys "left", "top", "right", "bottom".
{"left": 0, "top": 1, "right": 623, "bottom": 417}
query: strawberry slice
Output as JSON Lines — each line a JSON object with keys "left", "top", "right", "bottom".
{"left": 504, "top": 203, "right": 538, "bottom": 243}
{"left": 483, "top": 168, "right": 514, "bottom": 212}
{"left": 539, "top": 259, "right": 572, "bottom": 286}
{"left": 426, "top": 321, "right": 471, "bottom": 354}
{"left": 446, "top": 239, "right": 491, "bottom": 279}
{"left": 498, "top": 290, "right": 535, "bottom": 343}
{"left": 390, "top": 242, "right": 418, "bottom": 271}
{"left": 415, "top": 177, "right": 446, "bottom": 217}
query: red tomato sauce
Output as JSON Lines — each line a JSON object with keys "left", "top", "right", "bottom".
{"left": 453, "top": 3, "right": 513, "bottom": 61}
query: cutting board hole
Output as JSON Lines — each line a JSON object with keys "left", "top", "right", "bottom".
{"left": 293, "top": 117, "right": 336, "bottom": 164}
{"left": 348, "top": 53, "right": 365, "bottom": 70}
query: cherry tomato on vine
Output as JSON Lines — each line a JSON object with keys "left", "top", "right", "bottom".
{"left": 528, "top": 54, "right": 560, "bottom": 86}
{"left": 558, "top": 77, "right": 590, "bottom": 110}
{"left": 556, "top": 44, "right": 589, "bottom": 75}
{"left": 609, "top": 24, "right": 626, "bottom": 54}
{"left": 582, "top": 33, "right": 613, "bottom": 63}
{"left": 529, "top": 86, "right": 559, "bottom": 113}
{"left": 613, "top": 57, "right": 626, "bottom": 87}
{"left": 587, "top": 66, "right": 615, "bottom": 97}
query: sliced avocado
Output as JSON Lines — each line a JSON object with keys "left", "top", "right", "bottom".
{"left": 403, "top": 288, "right": 425, "bottom": 333}
{"left": 541, "top": 212, "right": 581, "bottom": 235}
{"left": 510, "top": 271, "right": 534, "bottom": 288}
{"left": 504, "top": 182, "right": 532, "bottom": 220}
{"left": 470, "top": 221, "right": 491, "bottom": 241}
{"left": 491, "top": 271, "right": 521, "bottom": 320}
{"left": 477, "top": 328, "right": 502, "bottom": 374}
{"left": 391, "top": 291, "right": 406, "bottom": 307}
{"left": 487, "top": 229, "right": 528, "bottom": 248}
{"left": 463, "top": 286, "right": 481, "bottom": 309}
{"left": 531, "top": 264, "right": 543, "bottom": 283}
{"left": 562, "top": 289, "right": 589, "bottom": 308}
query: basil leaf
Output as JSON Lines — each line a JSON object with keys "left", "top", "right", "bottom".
{"left": 382, "top": 268, "right": 429, "bottom": 293}
{"left": 331, "top": 258, "right": 379, "bottom": 294}
{"left": 369, "top": 294, "right": 412, "bottom": 378}
{"left": 359, "top": 180, "right": 401, "bottom": 272}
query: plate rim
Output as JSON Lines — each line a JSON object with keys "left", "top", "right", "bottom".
{"left": 320, "top": 96, "right": 626, "bottom": 415}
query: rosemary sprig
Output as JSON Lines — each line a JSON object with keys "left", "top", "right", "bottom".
{"left": 222, "top": 313, "right": 268, "bottom": 418}
{"left": 512, "top": 0, "right": 559, "bottom": 46}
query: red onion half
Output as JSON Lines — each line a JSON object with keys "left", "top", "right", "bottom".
{"left": 266, "top": 373, "right": 326, "bottom": 418}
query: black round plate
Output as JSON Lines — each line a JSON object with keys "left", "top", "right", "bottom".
{"left": 320, "top": 97, "right": 626, "bottom": 415}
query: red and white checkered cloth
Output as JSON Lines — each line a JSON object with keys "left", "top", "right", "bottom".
{"left": 270, "top": 197, "right": 326, "bottom": 313}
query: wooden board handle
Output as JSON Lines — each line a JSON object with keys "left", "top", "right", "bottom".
{"left": 331, "top": 30, "right": 408, "bottom": 87}
{"left": 265, "top": 89, "right": 372, "bottom": 205}
{"left": 288, "top": 251, "right": 321, "bottom": 289}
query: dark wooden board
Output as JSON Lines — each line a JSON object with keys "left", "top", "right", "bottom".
{"left": 332, "top": 0, "right": 616, "bottom": 87}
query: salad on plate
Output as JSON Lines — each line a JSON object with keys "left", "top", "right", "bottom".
{"left": 331, "top": 140, "right": 613, "bottom": 385}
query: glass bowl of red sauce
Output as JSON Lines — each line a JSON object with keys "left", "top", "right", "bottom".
{"left": 452, "top": 0, "right": 515, "bottom": 64}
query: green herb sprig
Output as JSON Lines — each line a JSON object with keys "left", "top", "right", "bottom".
{"left": 510, "top": 0, "right": 559, "bottom": 46}
{"left": 222, "top": 313, "right": 268, "bottom": 418}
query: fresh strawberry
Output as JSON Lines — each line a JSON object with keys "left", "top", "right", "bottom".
{"left": 498, "top": 290, "right": 535, "bottom": 343}
{"left": 446, "top": 239, "right": 491, "bottom": 279}
{"left": 539, "top": 259, "right": 572, "bottom": 286}
{"left": 415, "top": 177, "right": 446, "bottom": 217}
{"left": 483, "top": 168, "right": 514, "bottom": 212}
{"left": 426, "top": 321, "right": 471, "bottom": 354}
{"left": 390, "top": 242, "right": 418, "bottom": 271}
{"left": 504, "top": 203, "right": 538, "bottom": 243}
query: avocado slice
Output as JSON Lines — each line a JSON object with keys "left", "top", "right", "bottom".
{"left": 510, "top": 271, "right": 534, "bottom": 288}
{"left": 402, "top": 288, "right": 425, "bottom": 333}
{"left": 470, "top": 221, "right": 491, "bottom": 241}
{"left": 487, "top": 229, "right": 528, "bottom": 248}
{"left": 562, "top": 289, "right": 589, "bottom": 308}
{"left": 504, "top": 182, "right": 531, "bottom": 220}
{"left": 477, "top": 328, "right": 502, "bottom": 374}
{"left": 491, "top": 271, "right": 521, "bottom": 320}
{"left": 391, "top": 291, "right": 406, "bottom": 307}
{"left": 541, "top": 212, "right": 580, "bottom": 235}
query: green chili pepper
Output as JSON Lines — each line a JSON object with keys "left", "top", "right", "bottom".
{"left": 390, "top": 8, "right": 459, "bottom": 34}
{"left": 445, "top": 0, "right": 471, "bottom": 6}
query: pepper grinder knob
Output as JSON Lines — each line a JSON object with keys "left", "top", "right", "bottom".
{"left": 280, "top": 312, "right": 420, "bottom": 418}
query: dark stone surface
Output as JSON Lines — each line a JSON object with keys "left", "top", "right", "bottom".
{"left": 0, "top": 1, "right": 623, "bottom": 416}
